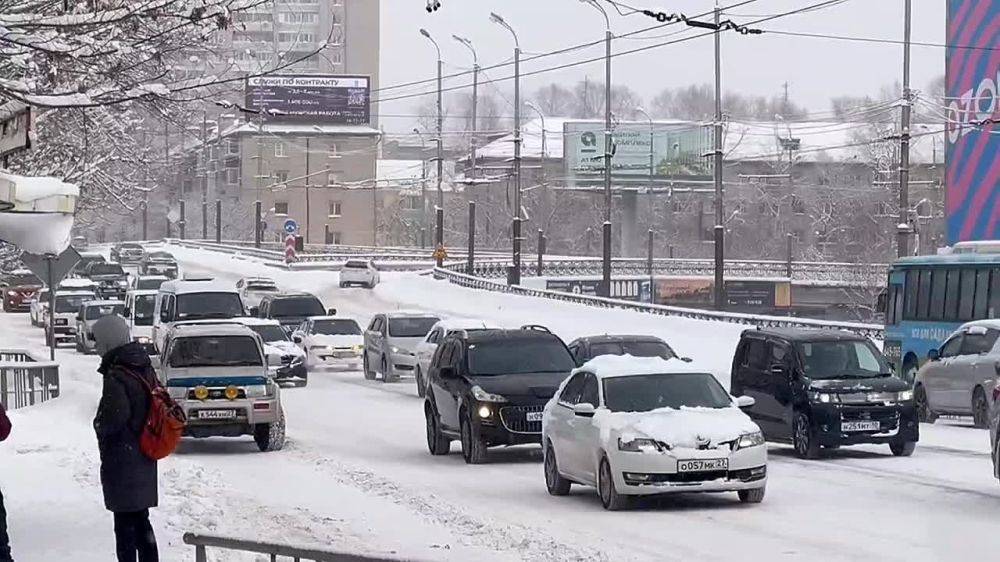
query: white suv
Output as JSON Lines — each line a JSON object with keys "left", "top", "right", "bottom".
{"left": 339, "top": 260, "right": 379, "bottom": 289}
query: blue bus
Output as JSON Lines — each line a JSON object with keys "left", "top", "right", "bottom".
{"left": 883, "top": 248, "right": 1000, "bottom": 384}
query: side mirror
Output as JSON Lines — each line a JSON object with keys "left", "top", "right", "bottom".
{"left": 573, "top": 403, "right": 596, "bottom": 417}
{"left": 735, "top": 395, "right": 756, "bottom": 409}
{"left": 248, "top": 306, "right": 259, "bottom": 317}
{"left": 927, "top": 348, "right": 940, "bottom": 362}
{"left": 327, "top": 308, "right": 337, "bottom": 316}
{"left": 439, "top": 366, "right": 456, "bottom": 379}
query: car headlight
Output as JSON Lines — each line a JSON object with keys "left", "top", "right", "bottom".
{"left": 896, "top": 390, "right": 914, "bottom": 402}
{"left": 471, "top": 385, "right": 507, "bottom": 403}
{"left": 618, "top": 437, "right": 665, "bottom": 453}
{"left": 193, "top": 386, "right": 210, "bottom": 401}
{"left": 6, "top": 291, "right": 15, "bottom": 297}
{"left": 246, "top": 384, "right": 275, "bottom": 398}
{"left": 168, "top": 387, "right": 187, "bottom": 400}
{"left": 224, "top": 386, "right": 239, "bottom": 400}
{"left": 352, "top": 344, "right": 362, "bottom": 352}
{"left": 135, "top": 336, "right": 151, "bottom": 344}
{"left": 807, "top": 391, "right": 840, "bottom": 404}
{"left": 736, "top": 431, "right": 766, "bottom": 450}
{"left": 390, "top": 346, "right": 413, "bottom": 356}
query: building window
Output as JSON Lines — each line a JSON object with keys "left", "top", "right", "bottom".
{"left": 274, "top": 170, "right": 289, "bottom": 184}
{"left": 226, "top": 168, "right": 239, "bottom": 185}
{"left": 274, "top": 141, "right": 287, "bottom": 158}
{"left": 328, "top": 201, "right": 342, "bottom": 217}
{"left": 278, "top": 12, "right": 317, "bottom": 23}
{"left": 403, "top": 195, "right": 421, "bottom": 210}
{"left": 274, "top": 202, "right": 289, "bottom": 216}
{"left": 328, "top": 143, "right": 338, "bottom": 158}
{"left": 227, "top": 140, "right": 240, "bottom": 154}
{"left": 326, "top": 231, "right": 342, "bottom": 244}
{"left": 327, "top": 171, "right": 340, "bottom": 185}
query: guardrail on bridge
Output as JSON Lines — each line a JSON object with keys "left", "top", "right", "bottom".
{"left": 183, "top": 532, "right": 402, "bottom": 562}
{"left": 0, "top": 349, "right": 60, "bottom": 409}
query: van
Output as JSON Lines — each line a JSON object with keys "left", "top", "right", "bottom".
{"left": 124, "top": 289, "right": 158, "bottom": 354}
{"left": 152, "top": 278, "right": 245, "bottom": 353}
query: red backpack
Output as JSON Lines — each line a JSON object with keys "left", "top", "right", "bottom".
{"left": 125, "top": 370, "right": 187, "bottom": 460}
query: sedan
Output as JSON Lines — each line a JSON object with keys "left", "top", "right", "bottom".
{"left": 915, "top": 320, "right": 1000, "bottom": 428}
{"left": 293, "top": 316, "right": 365, "bottom": 371}
{"left": 542, "top": 355, "right": 766, "bottom": 510}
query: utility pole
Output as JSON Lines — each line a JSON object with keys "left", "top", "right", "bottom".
{"left": 420, "top": 29, "right": 445, "bottom": 255}
{"left": 897, "top": 0, "right": 913, "bottom": 258}
{"left": 490, "top": 13, "right": 522, "bottom": 285}
{"left": 305, "top": 136, "right": 311, "bottom": 244}
{"left": 453, "top": 35, "right": 479, "bottom": 183}
{"left": 712, "top": 5, "right": 726, "bottom": 310}
{"left": 414, "top": 128, "right": 428, "bottom": 246}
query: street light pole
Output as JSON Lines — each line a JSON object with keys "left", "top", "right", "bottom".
{"left": 526, "top": 101, "right": 548, "bottom": 232}
{"left": 712, "top": 6, "right": 725, "bottom": 310}
{"left": 491, "top": 12, "right": 522, "bottom": 286}
{"left": 897, "top": 0, "right": 913, "bottom": 258}
{"left": 420, "top": 28, "right": 445, "bottom": 257}
{"left": 413, "top": 127, "right": 428, "bottom": 247}
{"left": 453, "top": 35, "right": 479, "bottom": 183}
{"left": 636, "top": 106, "right": 654, "bottom": 227}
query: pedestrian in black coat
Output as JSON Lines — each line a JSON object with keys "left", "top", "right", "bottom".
{"left": 0, "top": 401, "right": 12, "bottom": 562}
{"left": 92, "top": 315, "right": 159, "bottom": 562}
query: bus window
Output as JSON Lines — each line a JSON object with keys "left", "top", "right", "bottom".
{"left": 991, "top": 268, "right": 1000, "bottom": 319}
{"left": 944, "top": 269, "right": 960, "bottom": 321}
{"left": 885, "top": 286, "right": 897, "bottom": 325}
{"left": 959, "top": 269, "right": 977, "bottom": 320}
{"left": 930, "top": 268, "right": 947, "bottom": 320}
{"left": 973, "top": 269, "right": 991, "bottom": 319}
{"left": 916, "top": 269, "right": 932, "bottom": 320}
{"left": 904, "top": 270, "right": 919, "bottom": 319}
{"left": 893, "top": 284, "right": 904, "bottom": 324}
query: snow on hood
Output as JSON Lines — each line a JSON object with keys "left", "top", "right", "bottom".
{"left": 605, "top": 406, "right": 759, "bottom": 450}
{"left": 264, "top": 341, "right": 304, "bottom": 357}
{"left": 310, "top": 334, "right": 363, "bottom": 347}
{"left": 0, "top": 212, "right": 74, "bottom": 254}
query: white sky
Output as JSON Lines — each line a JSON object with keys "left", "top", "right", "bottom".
{"left": 378, "top": 0, "right": 946, "bottom": 133}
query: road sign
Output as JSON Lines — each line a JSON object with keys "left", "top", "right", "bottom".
{"left": 284, "top": 234, "right": 297, "bottom": 264}
{"left": 167, "top": 208, "right": 180, "bottom": 223}
{"left": 20, "top": 246, "right": 81, "bottom": 287}
{"left": 283, "top": 218, "right": 298, "bottom": 234}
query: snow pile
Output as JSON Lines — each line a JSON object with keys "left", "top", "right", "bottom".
{"left": 0, "top": 172, "right": 77, "bottom": 205}
{"left": 579, "top": 354, "right": 706, "bottom": 379}
{"left": 0, "top": 212, "right": 74, "bottom": 254}
{"left": 607, "top": 406, "right": 759, "bottom": 450}
{"left": 0, "top": 172, "right": 78, "bottom": 254}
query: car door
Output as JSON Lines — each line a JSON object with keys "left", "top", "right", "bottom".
{"left": 548, "top": 372, "right": 586, "bottom": 479}
{"left": 365, "top": 316, "right": 384, "bottom": 364}
{"left": 765, "top": 339, "right": 796, "bottom": 440}
{"left": 924, "top": 334, "right": 964, "bottom": 411}
{"left": 431, "top": 340, "right": 461, "bottom": 431}
{"left": 733, "top": 336, "right": 778, "bottom": 434}
{"left": 417, "top": 328, "right": 440, "bottom": 373}
{"left": 949, "top": 328, "right": 1000, "bottom": 412}
{"left": 569, "top": 373, "right": 602, "bottom": 484}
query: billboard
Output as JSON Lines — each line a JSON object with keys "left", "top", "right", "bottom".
{"left": 945, "top": 0, "right": 1000, "bottom": 242}
{"left": 563, "top": 121, "right": 712, "bottom": 182}
{"left": 245, "top": 75, "right": 371, "bottom": 124}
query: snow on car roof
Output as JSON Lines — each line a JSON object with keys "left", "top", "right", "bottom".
{"left": 82, "top": 300, "right": 124, "bottom": 307}
{"left": 55, "top": 290, "right": 98, "bottom": 297}
{"left": 307, "top": 315, "right": 358, "bottom": 322}
{"left": 959, "top": 319, "right": 1000, "bottom": 331}
{"left": 136, "top": 274, "right": 168, "bottom": 280}
{"left": 59, "top": 278, "right": 97, "bottom": 288}
{"left": 126, "top": 289, "right": 159, "bottom": 296}
{"left": 432, "top": 318, "right": 494, "bottom": 331}
{"left": 578, "top": 354, "right": 709, "bottom": 380}
{"left": 385, "top": 310, "right": 439, "bottom": 318}
{"left": 230, "top": 317, "right": 282, "bottom": 327}
{"left": 160, "top": 279, "right": 237, "bottom": 294}
{"left": 169, "top": 323, "right": 258, "bottom": 338}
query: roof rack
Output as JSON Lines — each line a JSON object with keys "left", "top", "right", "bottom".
{"left": 520, "top": 324, "right": 552, "bottom": 333}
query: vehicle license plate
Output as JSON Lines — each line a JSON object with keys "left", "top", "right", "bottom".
{"left": 677, "top": 458, "right": 729, "bottom": 473}
{"left": 198, "top": 409, "right": 236, "bottom": 420}
{"left": 842, "top": 420, "right": 880, "bottom": 432}
{"left": 525, "top": 411, "right": 544, "bottom": 422}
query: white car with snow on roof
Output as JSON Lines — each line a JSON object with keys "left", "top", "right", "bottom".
{"left": 292, "top": 316, "right": 364, "bottom": 371}
{"left": 233, "top": 317, "right": 308, "bottom": 386}
{"left": 541, "top": 355, "right": 767, "bottom": 510}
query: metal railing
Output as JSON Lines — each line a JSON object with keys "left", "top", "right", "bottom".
{"left": 183, "top": 533, "right": 403, "bottom": 562}
{"left": 0, "top": 349, "right": 60, "bottom": 409}
{"left": 432, "top": 267, "right": 885, "bottom": 340}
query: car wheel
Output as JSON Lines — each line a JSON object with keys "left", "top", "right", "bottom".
{"left": 75, "top": 337, "right": 84, "bottom": 353}
{"left": 738, "top": 487, "right": 766, "bottom": 504}
{"left": 382, "top": 356, "right": 398, "bottom": 383}
{"left": 889, "top": 440, "right": 916, "bottom": 457}
{"left": 598, "top": 457, "right": 628, "bottom": 511}
{"left": 362, "top": 354, "right": 375, "bottom": 380}
{"left": 973, "top": 388, "right": 989, "bottom": 429}
{"left": 415, "top": 366, "right": 425, "bottom": 398}
{"left": 339, "top": 282, "right": 346, "bottom": 288}
{"left": 994, "top": 434, "right": 1000, "bottom": 481}
{"left": 425, "top": 402, "right": 450, "bottom": 456}
{"left": 793, "top": 412, "right": 821, "bottom": 460}
{"left": 544, "top": 442, "right": 571, "bottom": 496}
{"left": 915, "top": 384, "right": 937, "bottom": 424}
{"left": 460, "top": 412, "right": 487, "bottom": 464}
{"left": 254, "top": 410, "right": 286, "bottom": 452}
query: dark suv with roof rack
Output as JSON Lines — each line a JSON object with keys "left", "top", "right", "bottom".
{"left": 730, "top": 328, "right": 918, "bottom": 459}
{"left": 253, "top": 292, "right": 334, "bottom": 334}
{"left": 423, "top": 326, "right": 577, "bottom": 464}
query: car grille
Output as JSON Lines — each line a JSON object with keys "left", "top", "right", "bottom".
{"left": 187, "top": 388, "right": 248, "bottom": 400}
{"left": 841, "top": 408, "right": 899, "bottom": 431}
{"left": 498, "top": 405, "right": 544, "bottom": 434}
{"left": 626, "top": 467, "right": 765, "bottom": 485}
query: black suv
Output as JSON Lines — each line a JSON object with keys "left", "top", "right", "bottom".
{"left": 83, "top": 261, "right": 128, "bottom": 299}
{"left": 424, "top": 327, "right": 577, "bottom": 464}
{"left": 254, "top": 292, "right": 332, "bottom": 333}
{"left": 567, "top": 334, "right": 679, "bottom": 365}
{"left": 730, "top": 328, "right": 918, "bottom": 459}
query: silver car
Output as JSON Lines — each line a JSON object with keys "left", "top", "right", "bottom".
{"left": 363, "top": 312, "right": 439, "bottom": 383}
{"left": 75, "top": 300, "right": 125, "bottom": 354}
{"left": 914, "top": 320, "right": 1000, "bottom": 428}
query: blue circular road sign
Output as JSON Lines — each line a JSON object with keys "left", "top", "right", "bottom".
{"left": 283, "top": 218, "right": 298, "bottom": 234}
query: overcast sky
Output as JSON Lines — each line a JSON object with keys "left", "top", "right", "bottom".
{"left": 378, "top": 0, "right": 946, "bottom": 133}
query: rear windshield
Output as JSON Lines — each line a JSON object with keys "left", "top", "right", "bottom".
{"left": 589, "top": 340, "right": 676, "bottom": 360}
{"left": 3, "top": 273, "right": 41, "bottom": 286}
{"left": 55, "top": 294, "right": 93, "bottom": 313}
{"left": 344, "top": 261, "right": 369, "bottom": 269}
{"left": 147, "top": 253, "right": 174, "bottom": 262}
{"left": 247, "top": 282, "right": 278, "bottom": 291}
{"left": 468, "top": 339, "right": 575, "bottom": 375}
{"left": 136, "top": 278, "right": 165, "bottom": 290}
{"left": 168, "top": 336, "right": 262, "bottom": 368}
{"left": 89, "top": 264, "right": 124, "bottom": 276}
{"left": 313, "top": 319, "right": 362, "bottom": 335}
{"left": 249, "top": 324, "right": 288, "bottom": 342}
{"left": 603, "top": 373, "right": 731, "bottom": 412}
{"left": 176, "top": 293, "right": 244, "bottom": 320}
{"left": 85, "top": 303, "right": 124, "bottom": 320}
{"left": 388, "top": 316, "right": 439, "bottom": 337}
{"left": 121, "top": 244, "right": 142, "bottom": 250}
{"left": 133, "top": 295, "right": 156, "bottom": 326}
{"left": 269, "top": 296, "right": 324, "bottom": 317}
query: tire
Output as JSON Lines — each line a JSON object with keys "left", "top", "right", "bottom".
{"left": 915, "top": 385, "right": 937, "bottom": 424}
{"left": 889, "top": 440, "right": 916, "bottom": 457}
{"left": 544, "top": 442, "right": 571, "bottom": 496}
{"left": 425, "top": 402, "right": 450, "bottom": 456}
{"left": 415, "top": 366, "right": 426, "bottom": 398}
{"left": 254, "top": 410, "right": 286, "bottom": 452}
{"left": 75, "top": 337, "right": 84, "bottom": 353}
{"left": 598, "top": 457, "right": 629, "bottom": 511}
{"left": 362, "top": 354, "right": 375, "bottom": 380}
{"left": 382, "top": 356, "right": 398, "bottom": 383}
{"left": 460, "top": 412, "right": 488, "bottom": 464}
{"left": 793, "top": 412, "right": 821, "bottom": 460}
{"left": 339, "top": 282, "right": 346, "bottom": 288}
{"left": 973, "top": 388, "right": 989, "bottom": 429}
{"left": 738, "top": 487, "right": 766, "bottom": 504}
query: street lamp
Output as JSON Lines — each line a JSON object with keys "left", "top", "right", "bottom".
{"left": 634, "top": 106, "right": 655, "bottom": 228}
{"left": 453, "top": 34, "right": 480, "bottom": 183}
{"left": 413, "top": 127, "right": 429, "bottom": 247}
{"left": 490, "top": 11, "right": 523, "bottom": 286}
{"left": 419, "top": 28, "right": 445, "bottom": 263}
{"left": 579, "top": 0, "right": 614, "bottom": 297}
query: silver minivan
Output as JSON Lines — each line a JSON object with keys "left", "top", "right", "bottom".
{"left": 915, "top": 320, "right": 1000, "bottom": 428}
{"left": 363, "top": 312, "right": 439, "bottom": 383}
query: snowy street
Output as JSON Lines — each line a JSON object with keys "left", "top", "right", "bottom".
{"left": 4, "top": 244, "right": 1000, "bottom": 561}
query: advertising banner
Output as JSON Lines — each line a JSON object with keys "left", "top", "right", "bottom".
{"left": 245, "top": 75, "right": 371, "bottom": 124}
{"left": 945, "top": 0, "right": 1000, "bottom": 242}
{"left": 563, "top": 121, "right": 711, "bottom": 181}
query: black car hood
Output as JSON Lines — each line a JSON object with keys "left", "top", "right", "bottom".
{"left": 808, "top": 376, "right": 909, "bottom": 393}
{"left": 469, "top": 372, "right": 570, "bottom": 400}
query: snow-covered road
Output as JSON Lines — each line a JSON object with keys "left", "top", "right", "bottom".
{"left": 4, "top": 243, "right": 1000, "bottom": 561}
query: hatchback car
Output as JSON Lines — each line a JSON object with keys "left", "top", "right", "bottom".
{"left": 254, "top": 292, "right": 331, "bottom": 334}
{"left": 542, "top": 355, "right": 766, "bottom": 510}
{"left": 414, "top": 318, "right": 496, "bottom": 397}
{"left": 292, "top": 316, "right": 364, "bottom": 371}
{"left": 363, "top": 312, "right": 440, "bottom": 382}
{"left": 111, "top": 242, "right": 145, "bottom": 264}
{"left": 914, "top": 320, "right": 1000, "bottom": 428}
{"left": 0, "top": 270, "right": 43, "bottom": 312}
{"left": 140, "top": 251, "right": 178, "bottom": 278}
{"left": 730, "top": 328, "right": 918, "bottom": 459}
{"left": 424, "top": 328, "right": 576, "bottom": 464}
{"left": 339, "top": 259, "right": 379, "bottom": 288}
{"left": 567, "top": 334, "right": 679, "bottom": 365}
{"left": 236, "top": 277, "right": 279, "bottom": 311}
{"left": 75, "top": 300, "right": 126, "bottom": 354}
